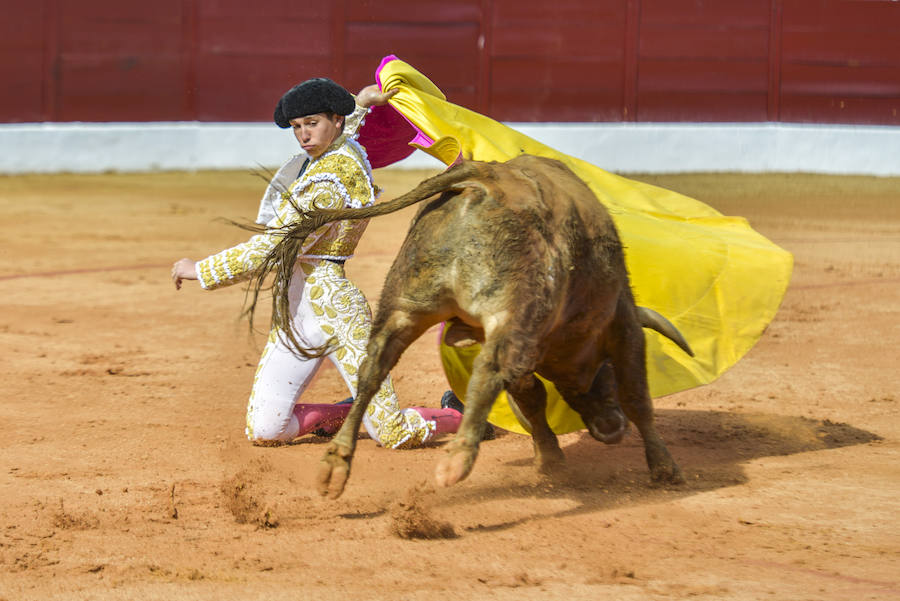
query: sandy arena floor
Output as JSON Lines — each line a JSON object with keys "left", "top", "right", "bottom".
{"left": 0, "top": 167, "right": 898, "bottom": 600}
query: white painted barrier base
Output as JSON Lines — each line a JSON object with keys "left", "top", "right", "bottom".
{"left": 1, "top": 121, "right": 898, "bottom": 176}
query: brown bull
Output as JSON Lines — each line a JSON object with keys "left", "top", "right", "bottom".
{"left": 259, "top": 155, "right": 691, "bottom": 498}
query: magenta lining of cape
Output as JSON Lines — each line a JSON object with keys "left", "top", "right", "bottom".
{"left": 355, "top": 55, "right": 436, "bottom": 169}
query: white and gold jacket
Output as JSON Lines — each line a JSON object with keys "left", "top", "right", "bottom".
{"left": 196, "top": 106, "right": 376, "bottom": 290}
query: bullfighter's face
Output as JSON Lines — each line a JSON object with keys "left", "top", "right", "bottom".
{"left": 290, "top": 112, "right": 344, "bottom": 159}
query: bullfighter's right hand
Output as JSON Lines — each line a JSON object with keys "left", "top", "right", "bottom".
{"left": 171, "top": 258, "right": 198, "bottom": 290}
{"left": 355, "top": 84, "right": 398, "bottom": 109}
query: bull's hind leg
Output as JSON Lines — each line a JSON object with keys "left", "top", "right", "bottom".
{"left": 436, "top": 326, "right": 556, "bottom": 486}
{"left": 317, "top": 312, "right": 429, "bottom": 498}
{"left": 507, "top": 374, "right": 566, "bottom": 475}
{"left": 435, "top": 347, "right": 503, "bottom": 487}
{"left": 608, "top": 303, "right": 684, "bottom": 485}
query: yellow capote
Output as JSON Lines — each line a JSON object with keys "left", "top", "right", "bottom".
{"left": 377, "top": 57, "right": 793, "bottom": 435}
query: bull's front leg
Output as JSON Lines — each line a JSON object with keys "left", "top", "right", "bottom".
{"left": 619, "top": 386, "right": 683, "bottom": 484}
{"left": 507, "top": 374, "right": 565, "bottom": 475}
{"left": 609, "top": 308, "right": 684, "bottom": 485}
{"left": 435, "top": 351, "right": 503, "bottom": 487}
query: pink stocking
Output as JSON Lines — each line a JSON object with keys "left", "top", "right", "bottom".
{"left": 293, "top": 403, "right": 353, "bottom": 437}
{"left": 413, "top": 407, "right": 463, "bottom": 438}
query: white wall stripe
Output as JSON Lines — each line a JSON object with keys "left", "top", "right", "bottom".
{"left": 1, "top": 121, "right": 898, "bottom": 176}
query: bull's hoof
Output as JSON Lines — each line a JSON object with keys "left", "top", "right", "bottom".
{"left": 644, "top": 441, "right": 685, "bottom": 486}
{"left": 435, "top": 439, "right": 478, "bottom": 488}
{"left": 649, "top": 462, "right": 685, "bottom": 486}
{"left": 535, "top": 447, "right": 566, "bottom": 476}
{"left": 316, "top": 441, "right": 354, "bottom": 499}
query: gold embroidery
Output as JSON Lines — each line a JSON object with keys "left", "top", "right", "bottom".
{"left": 197, "top": 142, "right": 373, "bottom": 289}
{"left": 240, "top": 141, "right": 434, "bottom": 448}
{"left": 292, "top": 262, "right": 434, "bottom": 449}
{"left": 286, "top": 147, "right": 374, "bottom": 259}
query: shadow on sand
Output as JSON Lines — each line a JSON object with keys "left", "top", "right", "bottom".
{"left": 431, "top": 409, "right": 881, "bottom": 534}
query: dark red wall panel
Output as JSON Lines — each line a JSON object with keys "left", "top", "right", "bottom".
{"left": 782, "top": 0, "right": 900, "bottom": 31}
{"left": 639, "top": 28, "right": 770, "bottom": 61}
{"left": 640, "top": 91, "right": 770, "bottom": 122}
{"left": 342, "top": 0, "right": 483, "bottom": 108}
{"left": 0, "top": 3, "right": 45, "bottom": 122}
{"left": 53, "top": 1, "right": 186, "bottom": 121}
{"left": 193, "top": 4, "right": 334, "bottom": 121}
{"left": 640, "top": 0, "right": 771, "bottom": 26}
{"left": 2, "top": 0, "right": 898, "bottom": 125}
{"left": 492, "top": 58, "right": 625, "bottom": 122}
{"left": 636, "top": 0, "right": 772, "bottom": 122}
{"left": 779, "top": 0, "right": 900, "bottom": 124}
{"left": 344, "top": 22, "right": 482, "bottom": 107}
{"left": 489, "top": 0, "right": 628, "bottom": 121}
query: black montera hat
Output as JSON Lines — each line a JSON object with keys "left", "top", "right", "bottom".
{"left": 273, "top": 78, "right": 355, "bottom": 128}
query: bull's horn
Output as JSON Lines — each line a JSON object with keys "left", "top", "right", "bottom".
{"left": 636, "top": 306, "right": 694, "bottom": 357}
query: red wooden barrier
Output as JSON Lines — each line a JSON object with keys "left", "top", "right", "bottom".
{"left": 0, "top": 0, "right": 897, "bottom": 124}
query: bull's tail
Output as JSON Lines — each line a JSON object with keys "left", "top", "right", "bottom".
{"left": 244, "top": 160, "right": 485, "bottom": 357}
{"left": 285, "top": 160, "right": 483, "bottom": 240}
{"left": 636, "top": 306, "right": 694, "bottom": 357}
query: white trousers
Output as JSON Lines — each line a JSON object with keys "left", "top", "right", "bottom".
{"left": 245, "top": 260, "right": 434, "bottom": 448}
